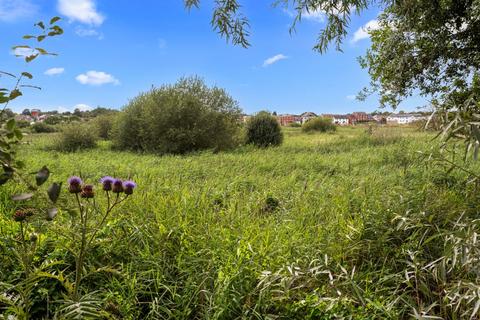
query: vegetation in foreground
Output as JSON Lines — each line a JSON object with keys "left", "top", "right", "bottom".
{"left": 2, "top": 126, "right": 480, "bottom": 319}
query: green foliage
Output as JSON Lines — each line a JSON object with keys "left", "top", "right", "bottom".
{"left": 112, "top": 76, "right": 242, "bottom": 154}
{"left": 15, "top": 120, "right": 31, "bottom": 128}
{"left": 302, "top": 117, "right": 336, "bottom": 133}
{"left": 185, "top": 0, "right": 369, "bottom": 52}
{"left": 3, "top": 127, "right": 478, "bottom": 318}
{"left": 31, "top": 122, "right": 56, "bottom": 133}
{"left": 93, "top": 113, "right": 117, "bottom": 139}
{"left": 288, "top": 122, "right": 301, "bottom": 128}
{"left": 54, "top": 124, "right": 98, "bottom": 152}
{"left": 245, "top": 111, "right": 283, "bottom": 147}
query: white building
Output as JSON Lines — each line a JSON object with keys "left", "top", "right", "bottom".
{"left": 386, "top": 113, "right": 427, "bottom": 124}
{"left": 332, "top": 115, "right": 349, "bottom": 126}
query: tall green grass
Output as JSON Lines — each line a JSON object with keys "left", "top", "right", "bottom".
{"left": 1, "top": 127, "right": 479, "bottom": 319}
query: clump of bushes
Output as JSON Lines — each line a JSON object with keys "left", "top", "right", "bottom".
{"left": 112, "top": 76, "right": 242, "bottom": 154}
{"left": 31, "top": 122, "right": 56, "bottom": 133}
{"left": 302, "top": 117, "right": 336, "bottom": 133}
{"left": 94, "top": 113, "right": 117, "bottom": 139}
{"left": 289, "top": 122, "right": 302, "bottom": 128}
{"left": 245, "top": 112, "right": 283, "bottom": 147}
{"left": 53, "top": 124, "right": 98, "bottom": 152}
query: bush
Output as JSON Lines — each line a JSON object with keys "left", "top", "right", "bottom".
{"left": 16, "top": 120, "right": 31, "bottom": 128}
{"left": 31, "top": 122, "right": 56, "bottom": 133}
{"left": 94, "top": 113, "right": 117, "bottom": 139}
{"left": 54, "top": 124, "right": 98, "bottom": 152}
{"left": 289, "top": 122, "right": 302, "bottom": 128}
{"left": 245, "top": 112, "right": 283, "bottom": 147}
{"left": 112, "top": 76, "right": 242, "bottom": 154}
{"left": 302, "top": 117, "right": 336, "bottom": 133}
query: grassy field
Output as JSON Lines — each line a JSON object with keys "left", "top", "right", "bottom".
{"left": 2, "top": 126, "right": 480, "bottom": 319}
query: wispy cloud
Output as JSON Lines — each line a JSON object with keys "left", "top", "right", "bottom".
{"left": 57, "top": 0, "right": 104, "bottom": 26}
{"left": 11, "top": 47, "right": 38, "bottom": 57}
{"left": 45, "top": 67, "right": 65, "bottom": 76}
{"left": 352, "top": 19, "right": 379, "bottom": 43}
{"left": 74, "top": 103, "right": 92, "bottom": 111}
{"left": 0, "top": 0, "right": 37, "bottom": 22}
{"left": 263, "top": 54, "right": 288, "bottom": 67}
{"left": 75, "top": 26, "right": 103, "bottom": 39}
{"left": 76, "top": 70, "right": 119, "bottom": 86}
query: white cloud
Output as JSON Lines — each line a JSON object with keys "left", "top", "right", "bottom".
{"left": 302, "top": 9, "right": 325, "bottom": 22}
{"left": 57, "top": 0, "right": 104, "bottom": 26}
{"left": 352, "top": 19, "right": 380, "bottom": 43}
{"left": 263, "top": 54, "right": 288, "bottom": 67}
{"left": 74, "top": 103, "right": 92, "bottom": 111}
{"left": 76, "top": 71, "right": 119, "bottom": 86}
{"left": 0, "top": 0, "right": 37, "bottom": 22}
{"left": 44, "top": 67, "right": 65, "bottom": 76}
{"left": 11, "top": 47, "right": 38, "bottom": 57}
{"left": 75, "top": 26, "right": 103, "bottom": 39}
{"left": 346, "top": 94, "right": 356, "bottom": 100}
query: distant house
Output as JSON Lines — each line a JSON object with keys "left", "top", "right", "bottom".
{"left": 350, "top": 112, "right": 371, "bottom": 124}
{"left": 300, "top": 112, "right": 317, "bottom": 124}
{"left": 332, "top": 115, "right": 349, "bottom": 126}
{"left": 386, "top": 113, "right": 427, "bottom": 124}
{"left": 31, "top": 109, "right": 41, "bottom": 120}
{"left": 278, "top": 114, "right": 301, "bottom": 126}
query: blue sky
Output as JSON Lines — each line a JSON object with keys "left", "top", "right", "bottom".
{"left": 1, "top": 0, "right": 424, "bottom": 114}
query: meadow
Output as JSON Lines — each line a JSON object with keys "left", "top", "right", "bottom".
{"left": 2, "top": 126, "right": 480, "bottom": 319}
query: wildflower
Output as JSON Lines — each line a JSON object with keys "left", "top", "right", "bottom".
{"left": 13, "top": 210, "right": 27, "bottom": 222}
{"left": 100, "top": 176, "right": 114, "bottom": 191}
{"left": 81, "top": 184, "right": 95, "bottom": 198}
{"left": 68, "top": 176, "right": 83, "bottom": 193}
{"left": 112, "top": 179, "right": 124, "bottom": 193}
{"left": 123, "top": 181, "right": 136, "bottom": 195}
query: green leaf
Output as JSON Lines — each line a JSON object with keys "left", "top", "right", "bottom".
{"left": 9, "top": 89, "right": 22, "bottom": 100}
{"left": 6, "top": 119, "right": 15, "bottom": 131}
{"left": 21, "top": 72, "right": 33, "bottom": 79}
{"left": 50, "top": 16, "right": 61, "bottom": 24}
{"left": 36, "top": 21, "right": 45, "bottom": 30}
{"left": 47, "top": 182, "right": 62, "bottom": 203}
{"left": 12, "top": 193, "right": 34, "bottom": 201}
{"left": 37, "top": 35, "right": 46, "bottom": 42}
{"left": 35, "top": 166, "right": 50, "bottom": 186}
{"left": 23, "top": 35, "right": 35, "bottom": 39}
{"left": 25, "top": 54, "right": 39, "bottom": 63}
{"left": 35, "top": 47, "right": 48, "bottom": 55}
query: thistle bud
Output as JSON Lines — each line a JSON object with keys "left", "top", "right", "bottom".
{"left": 13, "top": 210, "right": 27, "bottom": 222}
{"left": 100, "top": 176, "right": 114, "bottom": 191}
{"left": 68, "top": 176, "right": 83, "bottom": 194}
{"left": 112, "top": 179, "right": 124, "bottom": 193}
{"left": 123, "top": 181, "right": 136, "bottom": 195}
{"left": 81, "top": 184, "right": 94, "bottom": 198}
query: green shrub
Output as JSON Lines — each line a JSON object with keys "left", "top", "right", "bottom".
{"left": 16, "top": 120, "right": 31, "bottom": 128}
{"left": 112, "top": 76, "right": 242, "bottom": 154}
{"left": 302, "top": 117, "right": 336, "bottom": 133}
{"left": 94, "top": 113, "right": 117, "bottom": 139}
{"left": 54, "top": 124, "right": 98, "bottom": 152}
{"left": 245, "top": 112, "right": 283, "bottom": 147}
{"left": 31, "top": 122, "right": 56, "bottom": 133}
{"left": 44, "top": 115, "right": 64, "bottom": 125}
{"left": 289, "top": 122, "right": 302, "bottom": 128}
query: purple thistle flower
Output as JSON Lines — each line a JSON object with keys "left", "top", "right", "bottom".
{"left": 68, "top": 176, "right": 83, "bottom": 193}
{"left": 112, "top": 179, "right": 124, "bottom": 193}
{"left": 123, "top": 180, "right": 137, "bottom": 195}
{"left": 100, "top": 176, "right": 114, "bottom": 191}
